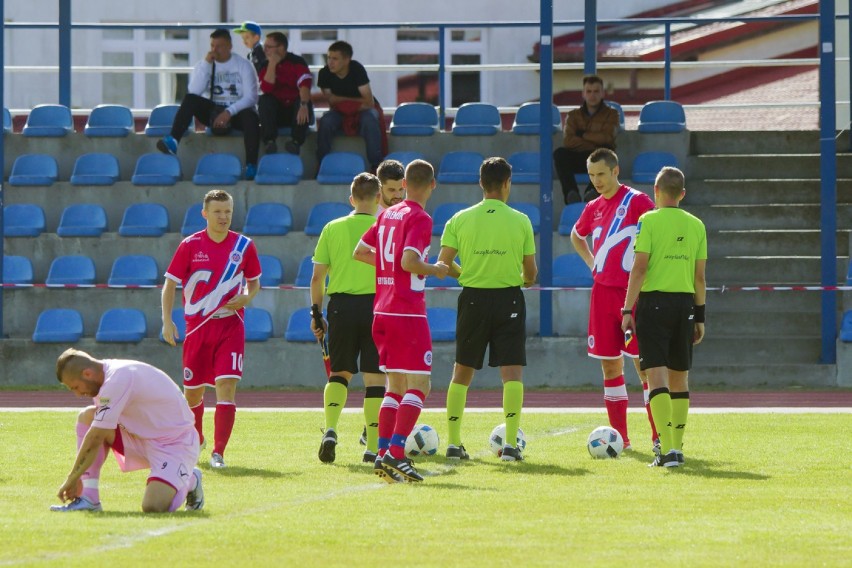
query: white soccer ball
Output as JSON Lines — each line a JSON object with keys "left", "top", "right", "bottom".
{"left": 405, "top": 424, "right": 440, "bottom": 457}
{"left": 587, "top": 426, "right": 624, "bottom": 459}
{"left": 489, "top": 423, "right": 527, "bottom": 456}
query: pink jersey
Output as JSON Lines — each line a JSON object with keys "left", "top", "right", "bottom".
{"left": 93, "top": 360, "right": 195, "bottom": 441}
{"left": 165, "top": 230, "right": 261, "bottom": 334}
{"left": 360, "top": 199, "right": 432, "bottom": 316}
{"left": 573, "top": 184, "right": 654, "bottom": 288}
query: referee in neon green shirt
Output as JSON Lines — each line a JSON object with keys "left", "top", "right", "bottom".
{"left": 621, "top": 166, "right": 707, "bottom": 468}
{"left": 310, "top": 173, "right": 386, "bottom": 465}
{"left": 438, "top": 157, "right": 538, "bottom": 462}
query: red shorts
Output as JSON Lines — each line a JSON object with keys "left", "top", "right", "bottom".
{"left": 372, "top": 313, "right": 432, "bottom": 374}
{"left": 587, "top": 283, "right": 639, "bottom": 360}
{"left": 182, "top": 314, "right": 245, "bottom": 388}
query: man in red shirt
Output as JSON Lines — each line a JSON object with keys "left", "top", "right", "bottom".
{"left": 354, "top": 159, "right": 449, "bottom": 482}
{"left": 258, "top": 31, "right": 313, "bottom": 156}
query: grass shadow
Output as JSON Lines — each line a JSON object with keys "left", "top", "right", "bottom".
{"left": 666, "top": 458, "right": 772, "bottom": 481}
{"left": 200, "top": 465, "right": 293, "bottom": 479}
{"left": 93, "top": 510, "right": 211, "bottom": 519}
{"left": 476, "top": 460, "right": 590, "bottom": 477}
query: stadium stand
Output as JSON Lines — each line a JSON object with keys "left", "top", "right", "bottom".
{"left": 118, "top": 203, "right": 169, "bottom": 237}
{"left": 258, "top": 255, "right": 284, "bottom": 287}
{"left": 637, "top": 100, "right": 687, "bottom": 133}
{"left": 295, "top": 255, "right": 314, "bottom": 287}
{"left": 245, "top": 307, "right": 274, "bottom": 342}
{"left": 509, "top": 201, "right": 541, "bottom": 234}
{"left": 8, "top": 154, "right": 59, "bottom": 186}
{"left": 22, "top": 104, "right": 74, "bottom": 137}
{"left": 389, "top": 102, "right": 439, "bottom": 136}
{"left": 70, "top": 153, "right": 121, "bottom": 185}
{"left": 144, "top": 104, "right": 182, "bottom": 137}
{"left": 254, "top": 153, "right": 303, "bottom": 185}
{"left": 304, "top": 202, "right": 351, "bottom": 236}
{"left": 284, "top": 307, "right": 316, "bottom": 342}
{"left": 427, "top": 307, "right": 457, "bottom": 341}
{"left": 107, "top": 255, "right": 159, "bottom": 287}
{"left": 56, "top": 204, "right": 108, "bottom": 237}
{"left": 32, "top": 308, "right": 84, "bottom": 343}
{"left": 316, "top": 152, "right": 365, "bottom": 184}
{"left": 553, "top": 253, "right": 594, "bottom": 287}
{"left": 384, "top": 151, "right": 426, "bottom": 166}
{"left": 511, "top": 102, "right": 561, "bottom": 134}
{"left": 45, "top": 255, "right": 97, "bottom": 287}
{"left": 451, "top": 102, "right": 501, "bottom": 136}
{"left": 84, "top": 104, "right": 134, "bottom": 137}
{"left": 180, "top": 203, "right": 206, "bottom": 236}
{"left": 243, "top": 202, "right": 293, "bottom": 236}
{"left": 558, "top": 202, "right": 585, "bottom": 235}
{"left": 431, "top": 202, "right": 469, "bottom": 235}
{"left": 131, "top": 153, "right": 182, "bottom": 186}
{"left": 631, "top": 151, "right": 679, "bottom": 184}
{"left": 507, "top": 151, "right": 541, "bottom": 184}
{"left": 159, "top": 308, "right": 186, "bottom": 343}
{"left": 3, "top": 204, "right": 46, "bottom": 237}
{"left": 192, "top": 153, "right": 242, "bottom": 185}
{"left": 95, "top": 308, "right": 147, "bottom": 342}
{"left": 2, "top": 255, "right": 34, "bottom": 285}
{"left": 436, "top": 151, "right": 484, "bottom": 184}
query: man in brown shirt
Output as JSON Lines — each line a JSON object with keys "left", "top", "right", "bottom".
{"left": 553, "top": 75, "right": 619, "bottom": 204}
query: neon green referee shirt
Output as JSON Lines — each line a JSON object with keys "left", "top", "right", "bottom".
{"left": 634, "top": 207, "right": 707, "bottom": 294}
{"left": 312, "top": 213, "right": 376, "bottom": 295}
{"left": 441, "top": 199, "right": 536, "bottom": 288}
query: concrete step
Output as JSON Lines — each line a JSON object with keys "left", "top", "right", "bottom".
{"left": 707, "top": 311, "right": 822, "bottom": 337}
{"left": 687, "top": 363, "right": 838, "bottom": 388}
{"left": 687, "top": 154, "right": 852, "bottom": 180}
{"left": 684, "top": 179, "right": 852, "bottom": 206}
{"left": 696, "top": 336, "right": 821, "bottom": 365}
{"left": 707, "top": 288, "right": 823, "bottom": 312}
{"left": 689, "top": 131, "right": 822, "bottom": 155}
{"left": 708, "top": 256, "right": 848, "bottom": 285}
{"left": 685, "top": 203, "right": 852, "bottom": 231}
{"left": 709, "top": 230, "right": 850, "bottom": 257}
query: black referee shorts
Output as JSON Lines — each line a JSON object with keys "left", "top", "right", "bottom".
{"left": 635, "top": 291, "right": 695, "bottom": 372}
{"left": 456, "top": 287, "right": 526, "bottom": 370}
{"left": 327, "top": 293, "right": 380, "bottom": 374}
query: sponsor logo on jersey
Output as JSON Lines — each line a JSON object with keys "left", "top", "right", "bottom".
{"left": 616, "top": 206, "right": 627, "bottom": 218}
{"left": 192, "top": 252, "right": 210, "bottom": 263}
{"left": 230, "top": 251, "right": 243, "bottom": 264}
{"left": 184, "top": 368, "right": 193, "bottom": 381}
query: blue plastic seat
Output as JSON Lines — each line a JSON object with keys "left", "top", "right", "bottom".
{"left": 437, "top": 151, "right": 484, "bottom": 184}
{"left": 84, "top": 104, "right": 134, "bottom": 137}
{"left": 451, "top": 103, "right": 500, "bottom": 136}
{"left": 57, "top": 204, "right": 108, "bottom": 237}
{"left": 384, "top": 151, "right": 425, "bottom": 167}
{"left": 144, "top": 104, "right": 183, "bottom": 137}
{"left": 390, "top": 103, "right": 439, "bottom": 136}
{"left": 847, "top": 259, "right": 852, "bottom": 285}
{"left": 243, "top": 203, "right": 293, "bottom": 236}
{"left": 3, "top": 255, "right": 34, "bottom": 285}
{"left": 316, "top": 152, "right": 366, "bottom": 184}
{"left": 70, "top": 153, "right": 121, "bottom": 186}
{"left": 425, "top": 255, "right": 460, "bottom": 288}
{"left": 159, "top": 308, "right": 187, "bottom": 344}
{"left": 181, "top": 203, "right": 206, "bottom": 236}
{"left": 254, "top": 153, "right": 303, "bottom": 185}
{"left": 427, "top": 307, "right": 457, "bottom": 341}
{"left": 22, "top": 104, "right": 74, "bottom": 137}
{"left": 637, "top": 101, "right": 686, "bottom": 133}
{"left": 432, "top": 202, "right": 469, "bottom": 236}
{"left": 295, "top": 255, "right": 314, "bottom": 287}
{"left": 32, "top": 309, "right": 84, "bottom": 343}
{"left": 553, "top": 253, "right": 593, "bottom": 287}
{"left": 119, "top": 203, "right": 169, "bottom": 237}
{"left": 841, "top": 311, "right": 852, "bottom": 342}
{"left": 258, "top": 255, "right": 284, "bottom": 287}
{"left": 605, "top": 100, "right": 626, "bottom": 132}
{"left": 3, "top": 107, "right": 11, "bottom": 133}
{"left": 192, "top": 153, "right": 241, "bottom": 185}
{"left": 108, "top": 255, "right": 159, "bottom": 287}
{"left": 512, "top": 102, "right": 561, "bottom": 135}
{"left": 285, "top": 307, "right": 319, "bottom": 342}
{"left": 558, "top": 202, "right": 585, "bottom": 235}
{"left": 509, "top": 202, "right": 540, "bottom": 234}
{"left": 245, "top": 307, "right": 274, "bottom": 342}
{"left": 631, "top": 151, "right": 679, "bottom": 185}
{"left": 46, "top": 255, "right": 96, "bottom": 287}
{"left": 4, "top": 204, "right": 46, "bottom": 237}
{"left": 96, "top": 308, "right": 147, "bottom": 342}
{"left": 305, "top": 202, "right": 351, "bottom": 236}
{"left": 131, "top": 153, "right": 182, "bottom": 186}
{"left": 8, "top": 154, "right": 59, "bottom": 186}
{"left": 508, "top": 152, "right": 541, "bottom": 184}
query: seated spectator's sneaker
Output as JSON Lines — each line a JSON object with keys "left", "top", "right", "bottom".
{"left": 500, "top": 445, "right": 524, "bottom": 462}
{"left": 374, "top": 454, "right": 402, "bottom": 483}
{"left": 185, "top": 468, "right": 204, "bottom": 511}
{"left": 362, "top": 450, "right": 378, "bottom": 464}
{"left": 284, "top": 140, "right": 301, "bottom": 155}
{"left": 445, "top": 444, "right": 470, "bottom": 461}
{"left": 157, "top": 135, "right": 178, "bottom": 156}
{"left": 381, "top": 453, "right": 424, "bottom": 482}
{"left": 210, "top": 452, "right": 226, "bottom": 469}
{"left": 265, "top": 141, "right": 278, "bottom": 155}
{"left": 318, "top": 429, "right": 337, "bottom": 464}
{"left": 245, "top": 163, "right": 257, "bottom": 181}
{"left": 564, "top": 190, "right": 581, "bottom": 205}
{"left": 50, "top": 496, "right": 102, "bottom": 512}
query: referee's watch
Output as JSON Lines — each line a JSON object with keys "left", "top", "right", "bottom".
{"left": 621, "top": 308, "right": 633, "bottom": 316}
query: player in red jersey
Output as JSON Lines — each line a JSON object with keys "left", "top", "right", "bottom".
{"left": 570, "top": 148, "right": 658, "bottom": 452}
{"left": 354, "top": 159, "right": 449, "bottom": 482}
{"left": 161, "top": 190, "right": 261, "bottom": 469}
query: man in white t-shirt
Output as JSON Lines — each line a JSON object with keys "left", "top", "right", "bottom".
{"left": 51, "top": 349, "right": 204, "bottom": 513}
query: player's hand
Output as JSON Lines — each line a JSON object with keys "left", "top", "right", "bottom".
{"left": 224, "top": 294, "right": 251, "bottom": 310}
{"left": 693, "top": 322, "right": 705, "bottom": 345}
{"left": 213, "top": 110, "right": 231, "bottom": 130}
{"left": 621, "top": 314, "right": 635, "bottom": 335}
{"left": 296, "top": 105, "right": 309, "bottom": 125}
{"left": 310, "top": 316, "right": 327, "bottom": 339}
{"left": 161, "top": 320, "right": 179, "bottom": 347}
{"left": 433, "top": 261, "right": 449, "bottom": 280}
{"left": 57, "top": 476, "right": 81, "bottom": 502}
{"left": 266, "top": 51, "right": 282, "bottom": 67}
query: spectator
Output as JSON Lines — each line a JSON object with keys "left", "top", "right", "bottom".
{"left": 316, "top": 41, "right": 386, "bottom": 173}
{"left": 156, "top": 28, "right": 260, "bottom": 180}
{"left": 233, "top": 21, "right": 267, "bottom": 74}
{"left": 553, "top": 75, "right": 619, "bottom": 204}
{"left": 258, "top": 31, "right": 313, "bottom": 156}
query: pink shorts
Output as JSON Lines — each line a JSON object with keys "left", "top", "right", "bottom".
{"left": 183, "top": 314, "right": 245, "bottom": 388}
{"left": 372, "top": 313, "right": 432, "bottom": 374}
{"left": 112, "top": 426, "right": 200, "bottom": 492}
{"left": 587, "top": 283, "right": 639, "bottom": 360}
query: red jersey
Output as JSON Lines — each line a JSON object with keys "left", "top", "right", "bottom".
{"left": 165, "top": 230, "right": 261, "bottom": 333}
{"left": 573, "top": 184, "right": 654, "bottom": 288}
{"left": 259, "top": 53, "right": 313, "bottom": 106}
{"left": 360, "top": 200, "right": 432, "bottom": 316}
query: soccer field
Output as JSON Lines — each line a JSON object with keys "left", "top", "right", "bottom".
{"left": 1, "top": 410, "right": 850, "bottom": 567}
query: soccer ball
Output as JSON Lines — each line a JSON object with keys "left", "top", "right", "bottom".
{"left": 405, "top": 424, "right": 439, "bottom": 457}
{"left": 488, "top": 423, "right": 527, "bottom": 456}
{"left": 587, "top": 426, "right": 624, "bottom": 459}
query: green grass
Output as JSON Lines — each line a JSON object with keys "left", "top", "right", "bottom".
{"left": 1, "top": 410, "right": 850, "bottom": 567}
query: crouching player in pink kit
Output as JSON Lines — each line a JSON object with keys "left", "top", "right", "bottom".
{"left": 354, "top": 159, "right": 449, "bottom": 482}
{"left": 161, "top": 189, "right": 261, "bottom": 469}
{"left": 51, "top": 349, "right": 203, "bottom": 513}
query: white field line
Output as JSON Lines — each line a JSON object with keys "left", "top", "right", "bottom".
{"left": 4, "top": 407, "right": 852, "bottom": 414}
